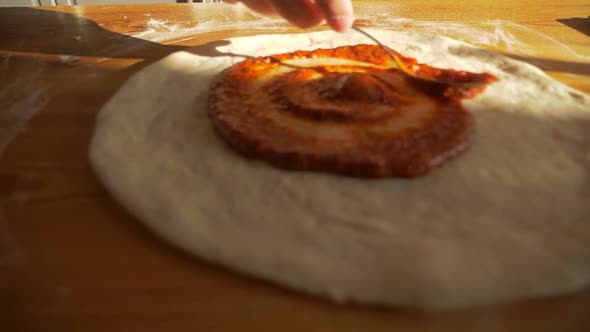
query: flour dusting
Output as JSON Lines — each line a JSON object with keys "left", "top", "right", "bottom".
{"left": 0, "top": 79, "right": 50, "bottom": 158}
{"left": 132, "top": 16, "right": 584, "bottom": 65}
{"left": 499, "top": 21, "right": 590, "bottom": 60}
{"left": 134, "top": 18, "right": 181, "bottom": 39}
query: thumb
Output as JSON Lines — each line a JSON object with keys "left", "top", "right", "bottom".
{"left": 316, "top": 0, "right": 354, "bottom": 32}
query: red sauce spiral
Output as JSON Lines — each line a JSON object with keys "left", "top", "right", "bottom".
{"left": 208, "top": 45, "right": 497, "bottom": 178}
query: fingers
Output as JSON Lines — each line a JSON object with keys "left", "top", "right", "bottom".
{"left": 266, "top": 0, "right": 324, "bottom": 29}
{"left": 225, "top": 0, "right": 320, "bottom": 25}
{"left": 225, "top": 0, "right": 354, "bottom": 31}
{"left": 315, "top": 0, "right": 354, "bottom": 31}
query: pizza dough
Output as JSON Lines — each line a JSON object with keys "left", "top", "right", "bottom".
{"left": 90, "top": 30, "right": 590, "bottom": 310}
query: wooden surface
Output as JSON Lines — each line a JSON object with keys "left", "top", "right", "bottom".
{"left": 1, "top": 1, "right": 590, "bottom": 331}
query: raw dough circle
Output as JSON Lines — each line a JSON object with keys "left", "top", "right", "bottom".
{"left": 90, "top": 30, "right": 590, "bottom": 310}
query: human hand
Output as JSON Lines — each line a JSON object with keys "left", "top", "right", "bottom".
{"left": 224, "top": 0, "right": 354, "bottom": 32}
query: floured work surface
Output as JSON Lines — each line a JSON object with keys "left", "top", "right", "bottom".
{"left": 90, "top": 30, "right": 590, "bottom": 310}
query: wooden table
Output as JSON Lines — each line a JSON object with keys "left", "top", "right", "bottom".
{"left": 1, "top": 1, "right": 590, "bottom": 331}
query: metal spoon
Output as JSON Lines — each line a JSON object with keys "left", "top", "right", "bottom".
{"left": 351, "top": 26, "right": 488, "bottom": 88}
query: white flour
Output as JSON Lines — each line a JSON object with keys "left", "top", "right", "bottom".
{"left": 131, "top": 16, "right": 584, "bottom": 62}
{"left": 0, "top": 75, "right": 50, "bottom": 158}
{"left": 134, "top": 18, "right": 181, "bottom": 39}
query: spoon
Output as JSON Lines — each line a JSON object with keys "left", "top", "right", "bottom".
{"left": 351, "top": 26, "right": 489, "bottom": 88}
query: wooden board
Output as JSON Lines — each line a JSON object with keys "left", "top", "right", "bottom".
{"left": 1, "top": 2, "right": 590, "bottom": 331}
